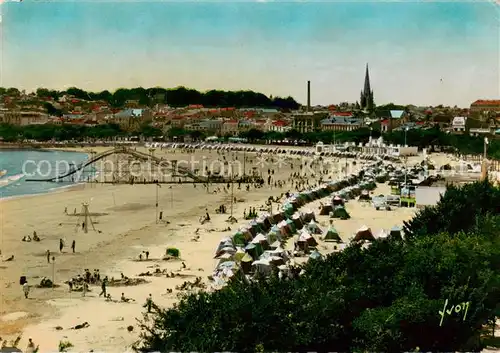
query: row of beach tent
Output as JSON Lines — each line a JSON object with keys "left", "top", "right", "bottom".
{"left": 151, "top": 142, "right": 400, "bottom": 161}
{"left": 211, "top": 161, "right": 383, "bottom": 285}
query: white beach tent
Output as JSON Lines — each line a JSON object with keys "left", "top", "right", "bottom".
{"left": 374, "top": 229, "right": 389, "bottom": 240}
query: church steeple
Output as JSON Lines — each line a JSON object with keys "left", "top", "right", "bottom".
{"left": 360, "top": 63, "right": 374, "bottom": 111}
{"left": 364, "top": 64, "right": 371, "bottom": 97}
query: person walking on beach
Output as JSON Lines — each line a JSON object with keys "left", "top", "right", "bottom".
{"left": 82, "top": 281, "right": 88, "bottom": 297}
{"left": 71, "top": 240, "right": 76, "bottom": 253}
{"left": 46, "top": 250, "right": 51, "bottom": 263}
{"left": 99, "top": 277, "right": 107, "bottom": 297}
{"left": 144, "top": 293, "right": 153, "bottom": 313}
{"left": 23, "top": 281, "right": 30, "bottom": 299}
{"left": 59, "top": 239, "right": 64, "bottom": 253}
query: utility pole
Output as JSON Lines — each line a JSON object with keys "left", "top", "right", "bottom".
{"left": 52, "top": 256, "right": 56, "bottom": 288}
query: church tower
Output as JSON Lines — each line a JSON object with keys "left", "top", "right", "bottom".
{"left": 360, "top": 64, "right": 374, "bottom": 111}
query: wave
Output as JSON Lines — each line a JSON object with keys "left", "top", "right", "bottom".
{"left": 0, "top": 173, "right": 25, "bottom": 188}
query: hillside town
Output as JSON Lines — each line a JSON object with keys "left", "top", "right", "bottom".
{"left": 0, "top": 66, "right": 499, "bottom": 140}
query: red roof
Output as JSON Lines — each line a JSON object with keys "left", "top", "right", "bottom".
{"left": 69, "top": 119, "right": 84, "bottom": 124}
{"left": 225, "top": 120, "right": 238, "bottom": 124}
{"left": 472, "top": 100, "right": 500, "bottom": 106}
{"left": 188, "top": 104, "right": 203, "bottom": 109}
{"left": 332, "top": 112, "right": 354, "bottom": 117}
{"left": 273, "top": 120, "right": 288, "bottom": 127}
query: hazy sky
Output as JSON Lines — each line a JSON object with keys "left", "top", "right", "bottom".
{"left": 1, "top": 0, "right": 499, "bottom": 107}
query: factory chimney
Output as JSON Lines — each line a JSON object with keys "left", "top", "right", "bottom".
{"left": 307, "top": 80, "right": 311, "bottom": 112}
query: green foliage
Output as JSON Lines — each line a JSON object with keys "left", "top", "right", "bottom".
{"left": 403, "top": 181, "right": 500, "bottom": 240}
{"left": 0, "top": 123, "right": 125, "bottom": 142}
{"left": 234, "top": 127, "right": 379, "bottom": 145}
{"left": 165, "top": 247, "right": 180, "bottom": 257}
{"left": 58, "top": 340, "right": 73, "bottom": 352}
{"left": 135, "top": 181, "right": 500, "bottom": 352}
{"left": 15, "top": 86, "right": 301, "bottom": 109}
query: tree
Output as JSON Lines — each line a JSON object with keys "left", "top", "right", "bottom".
{"left": 43, "top": 102, "right": 63, "bottom": 117}
{"left": 240, "top": 128, "right": 264, "bottom": 142}
{"left": 14, "top": 86, "right": 301, "bottom": 109}
{"left": 189, "top": 130, "right": 205, "bottom": 141}
{"left": 167, "top": 127, "right": 188, "bottom": 139}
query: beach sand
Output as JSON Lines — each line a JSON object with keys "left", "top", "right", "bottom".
{"left": 0, "top": 146, "right": 423, "bottom": 352}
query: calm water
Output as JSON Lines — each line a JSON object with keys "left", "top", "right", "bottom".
{"left": 0, "top": 150, "right": 90, "bottom": 198}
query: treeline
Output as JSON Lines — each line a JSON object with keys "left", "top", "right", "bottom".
{"left": 134, "top": 181, "right": 500, "bottom": 352}
{"left": 2, "top": 123, "right": 499, "bottom": 160}
{"left": 2, "top": 86, "right": 300, "bottom": 110}
{"left": 0, "top": 123, "right": 134, "bottom": 141}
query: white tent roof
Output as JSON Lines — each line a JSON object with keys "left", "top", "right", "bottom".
{"left": 251, "top": 233, "right": 267, "bottom": 244}
{"left": 374, "top": 229, "right": 389, "bottom": 239}
{"left": 357, "top": 225, "right": 370, "bottom": 233}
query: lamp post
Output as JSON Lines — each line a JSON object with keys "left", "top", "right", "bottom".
{"left": 149, "top": 148, "right": 156, "bottom": 182}
{"left": 169, "top": 185, "right": 173, "bottom": 208}
{"left": 243, "top": 150, "right": 246, "bottom": 177}
{"left": 404, "top": 127, "right": 409, "bottom": 147}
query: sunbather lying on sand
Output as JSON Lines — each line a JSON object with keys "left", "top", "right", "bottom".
{"left": 120, "top": 293, "right": 135, "bottom": 303}
{"left": 71, "top": 322, "right": 89, "bottom": 330}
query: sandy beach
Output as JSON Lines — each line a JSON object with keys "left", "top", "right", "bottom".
{"left": 0, "top": 146, "right": 434, "bottom": 352}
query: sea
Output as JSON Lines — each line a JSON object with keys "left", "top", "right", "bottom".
{"left": 0, "top": 150, "right": 91, "bottom": 199}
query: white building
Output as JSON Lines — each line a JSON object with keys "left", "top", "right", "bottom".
{"left": 452, "top": 116, "right": 467, "bottom": 133}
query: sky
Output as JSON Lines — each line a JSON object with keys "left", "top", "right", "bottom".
{"left": 1, "top": 0, "right": 499, "bottom": 107}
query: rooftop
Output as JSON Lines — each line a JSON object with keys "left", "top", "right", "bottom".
{"left": 472, "top": 100, "right": 500, "bottom": 106}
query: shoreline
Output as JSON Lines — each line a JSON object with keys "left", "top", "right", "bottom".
{"left": 0, "top": 148, "right": 91, "bottom": 200}
{"left": 0, "top": 182, "right": 86, "bottom": 203}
